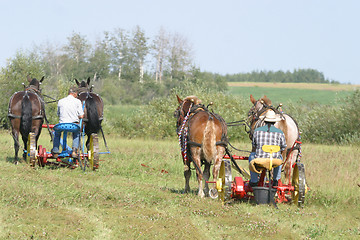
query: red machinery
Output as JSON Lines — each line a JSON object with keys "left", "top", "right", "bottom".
{"left": 209, "top": 148, "right": 307, "bottom": 206}
{"left": 26, "top": 123, "right": 102, "bottom": 170}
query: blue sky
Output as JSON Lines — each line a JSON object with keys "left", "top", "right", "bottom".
{"left": 1, "top": 0, "right": 359, "bottom": 84}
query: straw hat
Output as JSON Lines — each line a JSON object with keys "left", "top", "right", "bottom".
{"left": 263, "top": 110, "right": 281, "bottom": 122}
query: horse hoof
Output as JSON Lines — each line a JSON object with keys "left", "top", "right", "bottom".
{"left": 209, "top": 188, "right": 218, "bottom": 199}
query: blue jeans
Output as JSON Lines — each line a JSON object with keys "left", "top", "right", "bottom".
{"left": 248, "top": 152, "right": 282, "bottom": 183}
{"left": 52, "top": 130, "right": 80, "bottom": 153}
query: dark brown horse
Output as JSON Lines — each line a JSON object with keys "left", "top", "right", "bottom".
{"left": 75, "top": 78, "right": 104, "bottom": 152}
{"left": 8, "top": 76, "right": 45, "bottom": 163}
{"left": 248, "top": 94, "right": 301, "bottom": 184}
{"left": 175, "top": 95, "right": 228, "bottom": 197}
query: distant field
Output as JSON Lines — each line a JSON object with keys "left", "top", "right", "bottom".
{"left": 227, "top": 82, "right": 359, "bottom": 105}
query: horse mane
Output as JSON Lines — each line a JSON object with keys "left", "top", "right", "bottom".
{"left": 260, "top": 95, "right": 272, "bottom": 106}
{"left": 184, "top": 95, "right": 202, "bottom": 105}
{"left": 80, "top": 81, "right": 87, "bottom": 88}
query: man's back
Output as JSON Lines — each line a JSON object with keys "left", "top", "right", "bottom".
{"left": 57, "top": 95, "right": 83, "bottom": 123}
{"left": 253, "top": 125, "right": 286, "bottom": 159}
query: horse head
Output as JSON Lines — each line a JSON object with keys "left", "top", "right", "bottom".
{"left": 174, "top": 95, "right": 202, "bottom": 128}
{"left": 248, "top": 94, "right": 273, "bottom": 123}
{"left": 26, "top": 76, "right": 44, "bottom": 92}
{"left": 75, "top": 77, "right": 92, "bottom": 93}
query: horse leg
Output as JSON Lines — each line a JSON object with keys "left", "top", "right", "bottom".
{"left": 21, "top": 134, "right": 28, "bottom": 160}
{"left": 212, "top": 146, "right": 226, "bottom": 181}
{"left": 203, "top": 161, "right": 211, "bottom": 197}
{"left": 283, "top": 149, "right": 298, "bottom": 184}
{"left": 184, "top": 162, "right": 191, "bottom": 193}
{"left": 12, "top": 129, "right": 20, "bottom": 163}
{"left": 191, "top": 147, "right": 205, "bottom": 198}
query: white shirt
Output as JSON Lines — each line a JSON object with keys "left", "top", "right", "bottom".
{"left": 57, "top": 95, "right": 84, "bottom": 123}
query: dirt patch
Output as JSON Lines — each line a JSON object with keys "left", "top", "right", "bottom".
{"left": 228, "top": 82, "right": 360, "bottom": 91}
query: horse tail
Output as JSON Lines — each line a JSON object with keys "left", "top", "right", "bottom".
{"left": 86, "top": 97, "right": 101, "bottom": 133}
{"left": 20, "top": 93, "right": 32, "bottom": 138}
{"left": 202, "top": 114, "right": 216, "bottom": 163}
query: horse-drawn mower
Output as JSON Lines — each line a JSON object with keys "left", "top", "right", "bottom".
{"left": 26, "top": 122, "right": 109, "bottom": 171}
{"left": 211, "top": 148, "right": 307, "bottom": 207}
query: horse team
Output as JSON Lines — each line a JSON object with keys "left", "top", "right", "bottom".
{"left": 8, "top": 76, "right": 103, "bottom": 164}
{"left": 8, "top": 76, "right": 300, "bottom": 199}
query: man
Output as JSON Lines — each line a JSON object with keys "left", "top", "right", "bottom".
{"left": 249, "top": 110, "right": 287, "bottom": 187}
{"left": 51, "top": 86, "right": 84, "bottom": 158}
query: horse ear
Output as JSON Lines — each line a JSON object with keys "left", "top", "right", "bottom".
{"left": 27, "top": 75, "right": 32, "bottom": 82}
{"left": 87, "top": 77, "right": 90, "bottom": 85}
{"left": 250, "top": 94, "right": 256, "bottom": 104}
{"left": 75, "top": 79, "right": 80, "bottom": 86}
{"left": 176, "top": 95, "right": 182, "bottom": 103}
{"left": 40, "top": 76, "right": 44, "bottom": 82}
{"left": 263, "top": 95, "right": 272, "bottom": 105}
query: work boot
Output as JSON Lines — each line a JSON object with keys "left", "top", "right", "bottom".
{"left": 71, "top": 148, "right": 78, "bottom": 158}
{"left": 273, "top": 180, "right": 279, "bottom": 187}
{"left": 249, "top": 181, "right": 259, "bottom": 188}
{"left": 51, "top": 149, "right": 59, "bottom": 158}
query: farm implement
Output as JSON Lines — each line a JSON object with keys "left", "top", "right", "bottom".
{"left": 208, "top": 143, "right": 307, "bottom": 207}
{"left": 26, "top": 123, "right": 109, "bottom": 170}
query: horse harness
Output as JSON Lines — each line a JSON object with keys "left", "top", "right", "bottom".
{"left": 7, "top": 86, "right": 45, "bottom": 120}
{"left": 248, "top": 100, "right": 302, "bottom": 166}
{"left": 177, "top": 103, "right": 228, "bottom": 166}
{"left": 78, "top": 91, "right": 104, "bottom": 122}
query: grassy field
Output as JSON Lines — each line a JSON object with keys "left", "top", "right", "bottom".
{"left": 227, "top": 82, "right": 359, "bottom": 105}
{"left": 0, "top": 131, "right": 359, "bottom": 239}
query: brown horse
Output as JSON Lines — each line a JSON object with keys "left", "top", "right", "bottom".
{"left": 248, "top": 94, "right": 301, "bottom": 184}
{"left": 75, "top": 78, "right": 104, "bottom": 152}
{"left": 8, "top": 76, "right": 45, "bottom": 163}
{"left": 175, "top": 95, "right": 228, "bottom": 197}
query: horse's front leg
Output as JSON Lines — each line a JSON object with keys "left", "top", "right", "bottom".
{"left": 191, "top": 147, "right": 205, "bottom": 198}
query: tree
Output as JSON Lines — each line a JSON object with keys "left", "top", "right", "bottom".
{"left": 167, "top": 32, "right": 193, "bottom": 80}
{"left": 130, "top": 26, "right": 149, "bottom": 83}
{"left": 88, "top": 38, "right": 111, "bottom": 80}
{"left": 152, "top": 27, "right": 169, "bottom": 84}
{"left": 108, "top": 29, "right": 129, "bottom": 80}
{"left": 62, "top": 32, "right": 91, "bottom": 79}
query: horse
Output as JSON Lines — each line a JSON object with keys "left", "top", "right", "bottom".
{"left": 174, "top": 95, "right": 228, "bottom": 198}
{"left": 75, "top": 78, "right": 104, "bottom": 152}
{"left": 248, "top": 94, "right": 301, "bottom": 184}
{"left": 8, "top": 76, "right": 45, "bottom": 164}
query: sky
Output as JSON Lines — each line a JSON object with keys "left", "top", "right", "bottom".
{"left": 1, "top": 0, "right": 360, "bottom": 84}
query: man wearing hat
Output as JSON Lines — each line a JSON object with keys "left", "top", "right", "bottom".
{"left": 51, "top": 86, "right": 84, "bottom": 158}
{"left": 248, "top": 110, "right": 287, "bottom": 187}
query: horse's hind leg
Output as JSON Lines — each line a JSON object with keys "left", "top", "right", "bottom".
{"left": 184, "top": 162, "right": 191, "bottom": 193}
{"left": 203, "top": 161, "right": 211, "bottom": 197}
{"left": 191, "top": 147, "right": 205, "bottom": 198}
{"left": 12, "top": 130, "right": 20, "bottom": 164}
{"left": 212, "top": 146, "right": 226, "bottom": 180}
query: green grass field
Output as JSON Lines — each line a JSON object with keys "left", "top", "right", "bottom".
{"left": 227, "top": 85, "right": 353, "bottom": 105}
{"left": 0, "top": 131, "right": 359, "bottom": 239}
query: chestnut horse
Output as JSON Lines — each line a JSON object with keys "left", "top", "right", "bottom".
{"left": 8, "top": 76, "right": 45, "bottom": 163}
{"left": 175, "top": 95, "right": 228, "bottom": 198}
{"left": 248, "top": 94, "right": 300, "bottom": 183}
{"left": 75, "top": 78, "right": 104, "bottom": 151}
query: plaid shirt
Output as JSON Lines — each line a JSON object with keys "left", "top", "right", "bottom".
{"left": 252, "top": 124, "right": 287, "bottom": 159}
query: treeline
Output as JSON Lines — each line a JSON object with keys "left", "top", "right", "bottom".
{"left": 225, "top": 69, "right": 340, "bottom": 84}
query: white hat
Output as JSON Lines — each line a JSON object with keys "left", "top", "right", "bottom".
{"left": 263, "top": 110, "right": 281, "bottom": 122}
